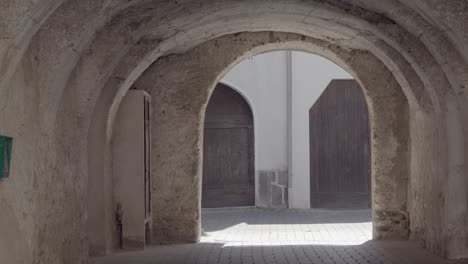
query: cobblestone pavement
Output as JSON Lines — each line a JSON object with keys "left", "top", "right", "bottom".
{"left": 92, "top": 208, "right": 468, "bottom": 264}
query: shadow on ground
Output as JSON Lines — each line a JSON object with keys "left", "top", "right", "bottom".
{"left": 202, "top": 208, "right": 372, "bottom": 232}
{"left": 91, "top": 241, "right": 468, "bottom": 264}
{"left": 91, "top": 208, "right": 468, "bottom": 264}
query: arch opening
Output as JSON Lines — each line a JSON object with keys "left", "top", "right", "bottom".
{"left": 131, "top": 35, "right": 410, "bottom": 252}
{"left": 196, "top": 50, "right": 376, "bottom": 249}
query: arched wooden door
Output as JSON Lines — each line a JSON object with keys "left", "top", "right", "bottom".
{"left": 202, "top": 84, "right": 255, "bottom": 208}
{"left": 309, "top": 80, "right": 371, "bottom": 209}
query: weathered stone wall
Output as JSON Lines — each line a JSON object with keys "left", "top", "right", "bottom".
{"left": 0, "top": 0, "right": 467, "bottom": 263}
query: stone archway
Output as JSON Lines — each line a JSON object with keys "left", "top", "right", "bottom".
{"left": 74, "top": 2, "right": 468, "bottom": 259}
{"left": 133, "top": 32, "right": 410, "bottom": 244}
{"left": 1, "top": 1, "right": 467, "bottom": 263}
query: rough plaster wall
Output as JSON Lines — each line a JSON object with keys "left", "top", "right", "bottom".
{"left": 135, "top": 54, "right": 207, "bottom": 244}
{"left": 0, "top": 55, "right": 44, "bottom": 264}
{"left": 0, "top": 0, "right": 467, "bottom": 263}
{"left": 133, "top": 31, "right": 410, "bottom": 244}
{"left": 408, "top": 109, "right": 446, "bottom": 255}
{"left": 0, "top": 46, "right": 88, "bottom": 264}
{"left": 344, "top": 51, "right": 410, "bottom": 240}
{"left": 408, "top": 97, "right": 468, "bottom": 258}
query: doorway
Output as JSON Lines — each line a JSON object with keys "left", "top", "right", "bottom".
{"left": 202, "top": 83, "right": 255, "bottom": 208}
{"left": 309, "top": 79, "right": 371, "bottom": 209}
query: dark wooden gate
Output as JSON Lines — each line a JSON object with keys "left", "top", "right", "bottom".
{"left": 202, "top": 84, "right": 255, "bottom": 208}
{"left": 309, "top": 80, "right": 371, "bottom": 209}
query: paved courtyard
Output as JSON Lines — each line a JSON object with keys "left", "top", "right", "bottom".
{"left": 201, "top": 208, "right": 372, "bottom": 247}
{"left": 92, "top": 208, "right": 467, "bottom": 264}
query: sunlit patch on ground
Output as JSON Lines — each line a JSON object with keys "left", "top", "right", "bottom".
{"left": 201, "top": 208, "right": 372, "bottom": 247}
{"left": 91, "top": 208, "right": 464, "bottom": 264}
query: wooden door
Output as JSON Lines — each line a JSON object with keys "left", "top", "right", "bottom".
{"left": 309, "top": 80, "right": 371, "bottom": 209}
{"left": 202, "top": 84, "right": 255, "bottom": 208}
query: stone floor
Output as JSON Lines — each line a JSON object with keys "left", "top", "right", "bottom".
{"left": 92, "top": 208, "right": 468, "bottom": 264}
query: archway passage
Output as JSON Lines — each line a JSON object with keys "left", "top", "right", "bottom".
{"left": 2, "top": 0, "right": 468, "bottom": 262}
{"left": 310, "top": 80, "right": 371, "bottom": 209}
{"left": 202, "top": 84, "right": 255, "bottom": 208}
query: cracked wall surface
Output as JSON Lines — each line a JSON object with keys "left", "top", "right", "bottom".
{"left": 0, "top": 0, "right": 467, "bottom": 263}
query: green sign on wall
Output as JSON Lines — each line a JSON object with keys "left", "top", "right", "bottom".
{"left": 0, "top": 136, "right": 13, "bottom": 179}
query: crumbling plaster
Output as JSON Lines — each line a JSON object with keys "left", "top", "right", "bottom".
{"left": 0, "top": 1, "right": 466, "bottom": 263}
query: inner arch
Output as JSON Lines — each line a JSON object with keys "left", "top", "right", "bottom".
{"left": 129, "top": 32, "right": 410, "bottom": 250}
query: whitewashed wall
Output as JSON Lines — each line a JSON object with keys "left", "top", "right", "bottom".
{"left": 221, "top": 51, "right": 352, "bottom": 208}
{"left": 289, "top": 52, "right": 352, "bottom": 208}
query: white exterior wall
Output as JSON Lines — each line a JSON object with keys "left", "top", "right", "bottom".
{"left": 222, "top": 52, "right": 289, "bottom": 207}
{"left": 289, "top": 52, "right": 352, "bottom": 208}
{"left": 223, "top": 52, "right": 289, "bottom": 171}
{"left": 221, "top": 51, "right": 352, "bottom": 208}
